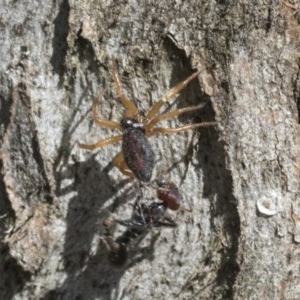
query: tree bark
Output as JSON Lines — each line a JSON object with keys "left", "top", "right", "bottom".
{"left": 1, "top": 0, "right": 300, "bottom": 299}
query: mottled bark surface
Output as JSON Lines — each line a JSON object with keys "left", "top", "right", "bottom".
{"left": 1, "top": 0, "right": 300, "bottom": 299}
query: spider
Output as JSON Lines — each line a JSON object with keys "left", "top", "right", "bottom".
{"left": 78, "top": 61, "right": 216, "bottom": 182}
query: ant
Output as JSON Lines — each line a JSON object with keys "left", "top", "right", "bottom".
{"left": 79, "top": 61, "right": 217, "bottom": 182}
{"left": 102, "top": 201, "right": 176, "bottom": 268}
{"left": 155, "top": 178, "right": 190, "bottom": 211}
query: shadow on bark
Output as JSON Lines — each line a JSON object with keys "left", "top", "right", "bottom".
{"left": 43, "top": 154, "right": 161, "bottom": 299}
{"left": 50, "top": 0, "right": 70, "bottom": 84}
{"left": 196, "top": 105, "right": 241, "bottom": 298}
{"left": 0, "top": 244, "right": 31, "bottom": 300}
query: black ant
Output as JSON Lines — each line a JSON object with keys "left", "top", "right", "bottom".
{"left": 102, "top": 201, "right": 176, "bottom": 268}
{"left": 79, "top": 61, "right": 217, "bottom": 182}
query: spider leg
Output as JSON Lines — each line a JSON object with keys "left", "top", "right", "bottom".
{"left": 113, "top": 152, "right": 136, "bottom": 178}
{"left": 146, "top": 103, "right": 206, "bottom": 132}
{"left": 93, "top": 91, "right": 122, "bottom": 130}
{"left": 146, "top": 70, "right": 201, "bottom": 120}
{"left": 78, "top": 135, "right": 123, "bottom": 150}
{"left": 148, "top": 121, "right": 217, "bottom": 137}
{"left": 112, "top": 61, "right": 139, "bottom": 118}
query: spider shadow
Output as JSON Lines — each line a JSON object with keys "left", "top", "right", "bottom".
{"left": 43, "top": 154, "right": 161, "bottom": 300}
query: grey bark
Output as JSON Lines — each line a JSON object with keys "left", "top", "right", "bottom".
{"left": 1, "top": 0, "right": 300, "bottom": 299}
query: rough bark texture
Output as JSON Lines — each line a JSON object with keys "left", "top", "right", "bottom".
{"left": 1, "top": 0, "right": 300, "bottom": 299}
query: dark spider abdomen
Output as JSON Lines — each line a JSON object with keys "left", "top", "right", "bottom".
{"left": 122, "top": 128, "right": 154, "bottom": 182}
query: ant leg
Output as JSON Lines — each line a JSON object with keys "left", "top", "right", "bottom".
{"left": 115, "top": 219, "right": 133, "bottom": 228}
{"left": 100, "top": 236, "right": 116, "bottom": 250}
{"left": 78, "top": 135, "right": 123, "bottom": 150}
{"left": 146, "top": 103, "right": 206, "bottom": 132}
{"left": 148, "top": 121, "right": 217, "bottom": 137}
{"left": 178, "top": 204, "right": 192, "bottom": 212}
{"left": 153, "top": 218, "right": 177, "bottom": 228}
{"left": 101, "top": 236, "right": 128, "bottom": 268}
{"left": 93, "top": 91, "right": 122, "bottom": 130}
{"left": 146, "top": 70, "right": 201, "bottom": 120}
{"left": 112, "top": 61, "right": 139, "bottom": 118}
{"left": 113, "top": 152, "right": 136, "bottom": 178}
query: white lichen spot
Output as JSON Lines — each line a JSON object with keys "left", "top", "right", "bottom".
{"left": 256, "top": 191, "right": 282, "bottom": 217}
